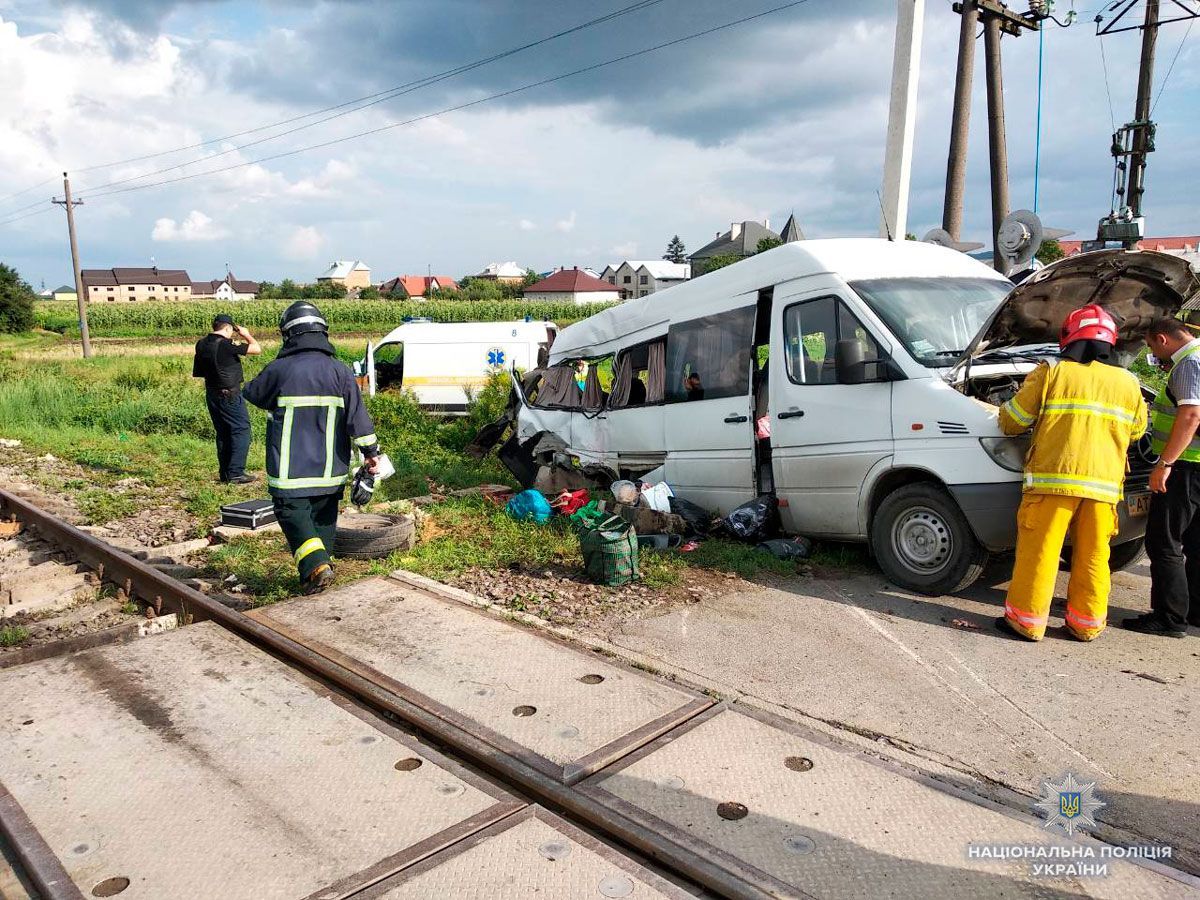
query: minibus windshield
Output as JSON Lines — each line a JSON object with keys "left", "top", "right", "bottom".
{"left": 850, "top": 277, "right": 1011, "bottom": 367}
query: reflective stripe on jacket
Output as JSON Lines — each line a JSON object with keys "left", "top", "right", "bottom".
{"left": 998, "top": 359, "right": 1147, "bottom": 503}
{"left": 243, "top": 347, "right": 380, "bottom": 498}
{"left": 1150, "top": 343, "right": 1200, "bottom": 462}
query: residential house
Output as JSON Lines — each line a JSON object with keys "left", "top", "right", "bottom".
{"left": 523, "top": 267, "right": 621, "bottom": 305}
{"left": 80, "top": 267, "right": 193, "bottom": 302}
{"left": 599, "top": 260, "right": 689, "bottom": 300}
{"left": 687, "top": 220, "right": 780, "bottom": 277}
{"left": 378, "top": 275, "right": 459, "bottom": 298}
{"left": 1059, "top": 236, "right": 1200, "bottom": 268}
{"left": 316, "top": 260, "right": 372, "bottom": 289}
{"left": 779, "top": 213, "right": 804, "bottom": 243}
{"left": 50, "top": 285, "right": 77, "bottom": 302}
{"left": 190, "top": 273, "right": 260, "bottom": 301}
{"left": 473, "top": 261, "right": 527, "bottom": 284}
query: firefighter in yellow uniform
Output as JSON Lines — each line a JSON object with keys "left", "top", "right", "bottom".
{"left": 997, "top": 305, "right": 1147, "bottom": 642}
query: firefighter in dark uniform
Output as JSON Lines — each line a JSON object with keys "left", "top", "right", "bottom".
{"left": 243, "top": 302, "right": 382, "bottom": 594}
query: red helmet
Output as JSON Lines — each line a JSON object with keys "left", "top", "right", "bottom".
{"left": 1060, "top": 305, "right": 1118, "bottom": 350}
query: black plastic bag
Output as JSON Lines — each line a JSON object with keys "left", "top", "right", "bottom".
{"left": 720, "top": 494, "right": 779, "bottom": 543}
{"left": 669, "top": 496, "right": 716, "bottom": 536}
{"left": 756, "top": 537, "right": 813, "bottom": 560}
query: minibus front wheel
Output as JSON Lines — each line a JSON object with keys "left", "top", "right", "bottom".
{"left": 871, "top": 483, "right": 988, "bottom": 596}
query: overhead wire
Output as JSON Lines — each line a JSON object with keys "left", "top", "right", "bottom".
{"left": 0, "top": 176, "right": 58, "bottom": 208}
{"left": 3, "top": 0, "right": 668, "bottom": 201}
{"left": 1150, "top": 15, "right": 1195, "bottom": 114}
{"left": 75, "top": 0, "right": 814, "bottom": 204}
{"left": 0, "top": 206, "right": 56, "bottom": 230}
{"left": 1098, "top": 34, "right": 1119, "bottom": 131}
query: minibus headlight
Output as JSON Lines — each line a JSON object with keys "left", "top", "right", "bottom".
{"left": 979, "top": 436, "right": 1027, "bottom": 472}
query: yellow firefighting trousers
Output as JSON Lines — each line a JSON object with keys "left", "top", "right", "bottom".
{"left": 1004, "top": 494, "right": 1119, "bottom": 641}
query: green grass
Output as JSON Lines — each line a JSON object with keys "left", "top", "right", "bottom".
{"left": 0, "top": 625, "right": 30, "bottom": 647}
{"left": 35, "top": 298, "right": 612, "bottom": 338}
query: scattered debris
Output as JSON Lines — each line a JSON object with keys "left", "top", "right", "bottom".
{"left": 1121, "top": 669, "right": 1171, "bottom": 685}
{"left": 950, "top": 618, "right": 981, "bottom": 630}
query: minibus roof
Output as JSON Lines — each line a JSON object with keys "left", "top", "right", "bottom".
{"left": 550, "top": 238, "right": 1007, "bottom": 360}
{"left": 376, "top": 320, "right": 555, "bottom": 346}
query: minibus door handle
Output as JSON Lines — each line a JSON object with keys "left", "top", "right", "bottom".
{"left": 724, "top": 414, "right": 749, "bottom": 424}
{"left": 778, "top": 409, "right": 804, "bottom": 420}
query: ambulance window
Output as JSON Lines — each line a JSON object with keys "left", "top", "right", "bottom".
{"left": 665, "top": 307, "right": 756, "bottom": 403}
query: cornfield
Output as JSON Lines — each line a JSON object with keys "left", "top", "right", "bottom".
{"left": 34, "top": 299, "right": 615, "bottom": 337}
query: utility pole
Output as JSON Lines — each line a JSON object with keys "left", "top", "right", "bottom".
{"left": 1128, "top": 0, "right": 1159, "bottom": 221}
{"left": 942, "top": 0, "right": 978, "bottom": 241}
{"left": 880, "top": 0, "right": 925, "bottom": 241}
{"left": 51, "top": 172, "right": 92, "bottom": 359}
{"left": 942, "top": 2, "right": 1039, "bottom": 268}
{"left": 1093, "top": 0, "right": 1197, "bottom": 246}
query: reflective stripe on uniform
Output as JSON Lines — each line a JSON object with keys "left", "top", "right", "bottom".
{"left": 1065, "top": 607, "right": 1106, "bottom": 629}
{"left": 278, "top": 406, "right": 295, "bottom": 481}
{"left": 1005, "top": 602, "right": 1048, "bottom": 628}
{"left": 353, "top": 433, "right": 378, "bottom": 447}
{"left": 1040, "top": 398, "right": 1138, "bottom": 425}
{"left": 1003, "top": 397, "right": 1035, "bottom": 427}
{"left": 268, "top": 474, "right": 350, "bottom": 490}
{"left": 277, "top": 395, "right": 345, "bottom": 408}
{"left": 323, "top": 404, "right": 338, "bottom": 479}
{"left": 294, "top": 537, "right": 325, "bottom": 562}
{"left": 1150, "top": 376, "right": 1200, "bottom": 460}
{"left": 1023, "top": 472, "right": 1122, "bottom": 503}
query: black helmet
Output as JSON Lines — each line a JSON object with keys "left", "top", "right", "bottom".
{"left": 279, "top": 301, "right": 328, "bottom": 338}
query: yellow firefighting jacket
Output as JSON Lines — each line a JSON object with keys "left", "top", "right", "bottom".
{"left": 999, "top": 359, "right": 1147, "bottom": 503}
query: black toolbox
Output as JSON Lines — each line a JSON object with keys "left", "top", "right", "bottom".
{"left": 219, "top": 499, "right": 277, "bottom": 530}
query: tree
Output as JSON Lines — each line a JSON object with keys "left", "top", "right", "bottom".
{"left": 256, "top": 281, "right": 279, "bottom": 299}
{"left": 755, "top": 237, "right": 782, "bottom": 254}
{"left": 359, "top": 285, "right": 380, "bottom": 300}
{"left": 278, "top": 278, "right": 299, "bottom": 299}
{"left": 1036, "top": 238, "right": 1065, "bottom": 265}
{"left": 0, "top": 264, "right": 35, "bottom": 333}
{"left": 904, "top": 232, "right": 918, "bottom": 241}
{"left": 522, "top": 268, "right": 540, "bottom": 288}
{"left": 663, "top": 235, "right": 687, "bottom": 263}
{"left": 702, "top": 254, "right": 742, "bottom": 275}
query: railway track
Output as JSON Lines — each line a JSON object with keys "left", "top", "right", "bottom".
{"left": 0, "top": 488, "right": 1195, "bottom": 900}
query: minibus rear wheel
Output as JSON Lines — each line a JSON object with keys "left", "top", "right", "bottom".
{"left": 872, "top": 483, "right": 988, "bottom": 595}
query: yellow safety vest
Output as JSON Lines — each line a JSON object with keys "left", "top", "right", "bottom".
{"left": 999, "top": 359, "right": 1147, "bottom": 503}
{"left": 1150, "top": 343, "right": 1200, "bottom": 463}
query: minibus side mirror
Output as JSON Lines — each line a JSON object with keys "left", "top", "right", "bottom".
{"left": 835, "top": 339, "right": 904, "bottom": 384}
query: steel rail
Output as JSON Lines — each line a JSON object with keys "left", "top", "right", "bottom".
{"left": 0, "top": 489, "right": 791, "bottom": 900}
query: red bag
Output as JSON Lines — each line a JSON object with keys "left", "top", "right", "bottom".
{"left": 551, "top": 489, "right": 590, "bottom": 516}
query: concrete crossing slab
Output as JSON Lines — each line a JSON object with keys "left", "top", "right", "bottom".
{"left": 347, "top": 806, "right": 697, "bottom": 900}
{"left": 580, "top": 705, "right": 1197, "bottom": 899}
{"left": 0, "top": 622, "right": 521, "bottom": 900}
{"left": 251, "top": 577, "right": 712, "bottom": 784}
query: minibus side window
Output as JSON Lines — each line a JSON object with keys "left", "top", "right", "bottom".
{"left": 664, "top": 307, "right": 756, "bottom": 403}
{"left": 610, "top": 339, "right": 666, "bottom": 409}
{"left": 784, "top": 297, "right": 882, "bottom": 385}
{"left": 531, "top": 364, "right": 583, "bottom": 409}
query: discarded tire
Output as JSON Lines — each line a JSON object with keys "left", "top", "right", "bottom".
{"left": 334, "top": 513, "right": 416, "bottom": 559}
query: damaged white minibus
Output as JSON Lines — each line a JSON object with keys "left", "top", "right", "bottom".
{"left": 483, "top": 239, "right": 1199, "bottom": 594}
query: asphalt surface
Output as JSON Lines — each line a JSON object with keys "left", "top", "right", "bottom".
{"left": 592, "top": 551, "right": 1200, "bottom": 877}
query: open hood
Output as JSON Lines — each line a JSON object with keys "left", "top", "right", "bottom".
{"left": 966, "top": 249, "right": 1200, "bottom": 358}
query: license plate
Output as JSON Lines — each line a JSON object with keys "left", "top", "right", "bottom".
{"left": 1127, "top": 493, "right": 1151, "bottom": 517}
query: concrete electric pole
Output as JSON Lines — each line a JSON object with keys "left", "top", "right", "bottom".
{"left": 942, "top": 0, "right": 979, "bottom": 241}
{"left": 51, "top": 172, "right": 92, "bottom": 359}
{"left": 880, "top": 0, "right": 925, "bottom": 241}
{"left": 1129, "top": 0, "right": 1159, "bottom": 221}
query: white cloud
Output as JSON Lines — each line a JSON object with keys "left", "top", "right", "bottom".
{"left": 518, "top": 218, "right": 536, "bottom": 231}
{"left": 151, "top": 209, "right": 227, "bottom": 241}
{"left": 283, "top": 225, "right": 324, "bottom": 260}
{"left": 610, "top": 241, "right": 638, "bottom": 259}
{"left": 555, "top": 211, "right": 577, "bottom": 233}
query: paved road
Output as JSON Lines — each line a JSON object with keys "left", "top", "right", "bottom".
{"left": 591, "top": 553, "right": 1200, "bottom": 876}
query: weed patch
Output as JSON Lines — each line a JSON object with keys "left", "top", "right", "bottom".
{"left": 0, "top": 625, "right": 30, "bottom": 647}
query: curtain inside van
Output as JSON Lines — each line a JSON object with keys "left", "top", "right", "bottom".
{"left": 583, "top": 365, "right": 605, "bottom": 410}
{"left": 537, "top": 366, "right": 582, "bottom": 408}
{"left": 646, "top": 341, "right": 666, "bottom": 403}
{"left": 609, "top": 354, "right": 633, "bottom": 408}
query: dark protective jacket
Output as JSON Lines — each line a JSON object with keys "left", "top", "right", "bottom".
{"left": 243, "top": 334, "right": 381, "bottom": 498}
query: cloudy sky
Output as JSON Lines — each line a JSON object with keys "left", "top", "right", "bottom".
{"left": 0, "top": 0, "right": 1196, "bottom": 288}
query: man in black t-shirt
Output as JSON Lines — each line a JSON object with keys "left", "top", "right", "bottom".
{"left": 193, "top": 314, "right": 261, "bottom": 483}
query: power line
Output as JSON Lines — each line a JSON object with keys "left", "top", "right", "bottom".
{"left": 1098, "top": 34, "right": 1119, "bottom": 130}
{"left": 0, "top": 206, "right": 56, "bottom": 229}
{"left": 6, "top": 0, "right": 668, "bottom": 200}
{"left": 77, "top": 0, "right": 814, "bottom": 204}
{"left": 1150, "top": 15, "right": 1195, "bottom": 113}
{"left": 0, "top": 176, "right": 57, "bottom": 208}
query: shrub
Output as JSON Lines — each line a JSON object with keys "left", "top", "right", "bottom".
{"left": 0, "top": 264, "right": 36, "bottom": 333}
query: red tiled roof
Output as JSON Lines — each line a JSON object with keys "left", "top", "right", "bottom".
{"left": 1059, "top": 236, "right": 1200, "bottom": 255}
{"left": 380, "top": 275, "right": 459, "bottom": 296}
{"left": 524, "top": 268, "right": 617, "bottom": 294}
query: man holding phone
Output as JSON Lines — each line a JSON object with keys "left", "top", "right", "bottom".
{"left": 193, "top": 313, "right": 261, "bottom": 484}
